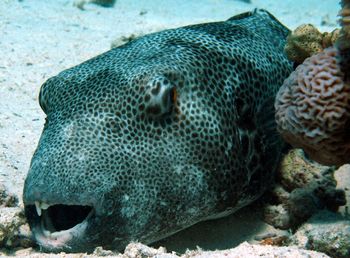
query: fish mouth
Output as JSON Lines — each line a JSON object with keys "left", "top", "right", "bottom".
{"left": 25, "top": 202, "right": 94, "bottom": 252}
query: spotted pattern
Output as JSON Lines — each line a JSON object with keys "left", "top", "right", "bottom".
{"left": 23, "top": 9, "right": 292, "bottom": 252}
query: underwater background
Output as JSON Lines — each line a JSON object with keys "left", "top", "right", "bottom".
{"left": 0, "top": 0, "right": 348, "bottom": 257}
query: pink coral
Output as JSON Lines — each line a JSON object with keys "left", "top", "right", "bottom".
{"left": 275, "top": 47, "right": 350, "bottom": 166}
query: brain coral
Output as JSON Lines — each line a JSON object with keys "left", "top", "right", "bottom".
{"left": 275, "top": 47, "right": 350, "bottom": 166}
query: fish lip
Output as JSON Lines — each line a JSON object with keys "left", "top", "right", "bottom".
{"left": 24, "top": 203, "right": 95, "bottom": 252}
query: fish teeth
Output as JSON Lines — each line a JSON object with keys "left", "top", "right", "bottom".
{"left": 41, "top": 203, "right": 50, "bottom": 210}
{"left": 35, "top": 201, "right": 41, "bottom": 216}
{"left": 35, "top": 201, "right": 50, "bottom": 216}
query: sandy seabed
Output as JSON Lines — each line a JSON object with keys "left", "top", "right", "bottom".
{"left": 0, "top": 0, "right": 342, "bottom": 256}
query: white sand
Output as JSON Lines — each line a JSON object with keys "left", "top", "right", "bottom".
{"left": 0, "top": 0, "right": 341, "bottom": 253}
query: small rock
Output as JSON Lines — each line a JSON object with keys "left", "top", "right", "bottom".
{"left": 0, "top": 207, "right": 31, "bottom": 248}
{"left": 278, "top": 149, "right": 336, "bottom": 192}
{"left": 254, "top": 232, "right": 277, "bottom": 241}
{"left": 90, "top": 0, "right": 116, "bottom": 7}
{"left": 264, "top": 204, "right": 291, "bottom": 229}
{"left": 16, "top": 224, "right": 34, "bottom": 248}
{"left": 335, "top": 165, "right": 350, "bottom": 215}
{"left": 74, "top": 0, "right": 116, "bottom": 10}
{"left": 258, "top": 235, "right": 289, "bottom": 247}
{"left": 110, "top": 33, "right": 144, "bottom": 49}
{"left": 0, "top": 183, "right": 19, "bottom": 207}
{"left": 92, "top": 246, "right": 119, "bottom": 256}
{"left": 291, "top": 210, "right": 350, "bottom": 258}
{"left": 123, "top": 242, "right": 176, "bottom": 258}
{"left": 287, "top": 188, "right": 321, "bottom": 222}
{"left": 263, "top": 149, "right": 346, "bottom": 230}
{"left": 139, "top": 10, "right": 147, "bottom": 16}
{"left": 269, "top": 185, "right": 290, "bottom": 203}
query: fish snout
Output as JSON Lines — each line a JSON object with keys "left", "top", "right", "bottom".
{"left": 23, "top": 164, "right": 99, "bottom": 252}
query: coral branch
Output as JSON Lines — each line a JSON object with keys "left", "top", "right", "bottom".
{"left": 275, "top": 1, "right": 350, "bottom": 166}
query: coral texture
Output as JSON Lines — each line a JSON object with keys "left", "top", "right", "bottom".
{"left": 291, "top": 210, "right": 350, "bottom": 258}
{"left": 284, "top": 24, "right": 323, "bottom": 64}
{"left": 263, "top": 149, "right": 345, "bottom": 230}
{"left": 284, "top": 24, "right": 339, "bottom": 64}
{"left": 0, "top": 184, "right": 33, "bottom": 249}
{"left": 275, "top": 47, "right": 350, "bottom": 166}
{"left": 0, "top": 207, "right": 32, "bottom": 249}
{"left": 0, "top": 183, "right": 18, "bottom": 207}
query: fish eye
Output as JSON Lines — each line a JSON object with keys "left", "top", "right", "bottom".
{"left": 141, "top": 75, "right": 177, "bottom": 118}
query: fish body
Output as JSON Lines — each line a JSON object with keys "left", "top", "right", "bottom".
{"left": 23, "top": 9, "right": 292, "bottom": 252}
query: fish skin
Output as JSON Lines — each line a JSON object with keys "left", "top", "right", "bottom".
{"left": 23, "top": 9, "right": 292, "bottom": 253}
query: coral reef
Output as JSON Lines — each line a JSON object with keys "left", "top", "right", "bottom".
{"left": 0, "top": 184, "right": 33, "bottom": 249}
{"left": 275, "top": 46, "right": 350, "bottom": 166}
{"left": 284, "top": 24, "right": 339, "bottom": 64}
{"left": 263, "top": 149, "right": 345, "bottom": 229}
{"left": 283, "top": 0, "right": 349, "bottom": 66}
{"left": 0, "top": 183, "right": 18, "bottom": 207}
{"left": 0, "top": 207, "right": 32, "bottom": 249}
{"left": 275, "top": 0, "right": 350, "bottom": 166}
{"left": 291, "top": 210, "right": 350, "bottom": 258}
{"left": 334, "top": 164, "right": 350, "bottom": 215}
